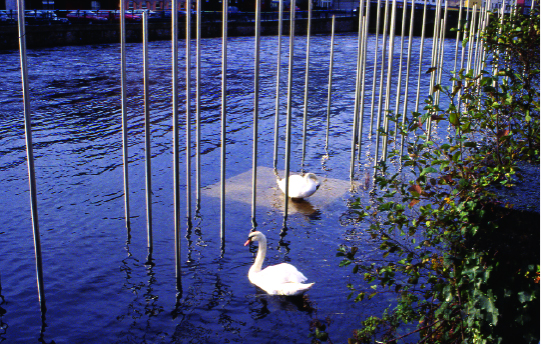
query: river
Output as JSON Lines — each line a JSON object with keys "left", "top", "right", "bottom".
{"left": 0, "top": 32, "right": 464, "bottom": 343}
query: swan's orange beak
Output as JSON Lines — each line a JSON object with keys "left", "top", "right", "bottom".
{"left": 244, "top": 239, "right": 251, "bottom": 246}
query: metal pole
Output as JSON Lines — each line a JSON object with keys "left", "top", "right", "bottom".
{"left": 349, "top": 0, "right": 365, "bottom": 180}
{"left": 17, "top": 0, "right": 46, "bottom": 310}
{"left": 300, "top": 0, "right": 312, "bottom": 172}
{"left": 284, "top": 0, "right": 296, "bottom": 218}
{"left": 451, "top": 0, "right": 464, "bottom": 107}
{"left": 369, "top": 0, "right": 383, "bottom": 135}
{"left": 252, "top": 0, "right": 261, "bottom": 227}
{"left": 435, "top": 3, "right": 448, "bottom": 106}
{"left": 186, "top": 0, "right": 193, "bottom": 224}
{"left": 414, "top": 0, "right": 428, "bottom": 114}
{"left": 357, "top": 0, "right": 371, "bottom": 160}
{"left": 195, "top": 0, "right": 202, "bottom": 209}
{"left": 272, "top": 0, "right": 284, "bottom": 169}
{"left": 373, "top": 0, "right": 390, "bottom": 167}
{"left": 171, "top": 0, "right": 182, "bottom": 293}
{"left": 466, "top": 4, "right": 477, "bottom": 73}
{"left": 220, "top": 0, "right": 228, "bottom": 241}
{"left": 120, "top": 0, "right": 131, "bottom": 229}
{"left": 400, "top": 0, "right": 416, "bottom": 156}
{"left": 381, "top": 0, "right": 397, "bottom": 162}
{"left": 426, "top": 0, "right": 442, "bottom": 139}
{"left": 393, "top": 0, "right": 409, "bottom": 142}
{"left": 324, "top": 15, "right": 336, "bottom": 151}
{"left": 142, "top": 11, "right": 153, "bottom": 251}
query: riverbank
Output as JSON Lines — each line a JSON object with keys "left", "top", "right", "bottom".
{"left": 0, "top": 4, "right": 465, "bottom": 50}
{"left": 0, "top": 17, "right": 355, "bottom": 49}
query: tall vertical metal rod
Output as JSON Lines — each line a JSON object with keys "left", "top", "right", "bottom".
{"left": 356, "top": 0, "right": 371, "bottom": 160}
{"left": 284, "top": 0, "right": 296, "bottom": 218}
{"left": 325, "top": 15, "right": 336, "bottom": 151}
{"left": 300, "top": 0, "right": 312, "bottom": 172}
{"left": 400, "top": 0, "right": 416, "bottom": 156}
{"left": 171, "top": 0, "right": 182, "bottom": 292}
{"left": 414, "top": 0, "right": 428, "bottom": 114}
{"left": 381, "top": 0, "right": 397, "bottom": 162}
{"left": 392, "top": 0, "right": 409, "bottom": 143}
{"left": 474, "top": 2, "right": 488, "bottom": 76}
{"left": 220, "top": 0, "right": 228, "bottom": 241}
{"left": 426, "top": 0, "right": 442, "bottom": 139}
{"left": 466, "top": 4, "right": 477, "bottom": 73}
{"left": 457, "top": 4, "right": 470, "bottom": 115}
{"left": 120, "top": 0, "right": 131, "bottom": 229}
{"left": 436, "top": 3, "right": 449, "bottom": 106}
{"left": 195, "top": 0, "right": 202, "bottom": 208}
{"left": 373, "top": 0, "right": 390, "bottom": 167}
{"left": 251, "top": 0, "right": 261, "bottom": 227}
{"left": 369, "top": 0, "right": 383, "bottom": 135}
{"left": 272, "top": 0, "right": 284, "bottom": 169}
{"left": 460, "top": 5, "right": 470, "bottom": 73}
{"left": 349, "top": 0, "right": 365, "bottom": 180}
{"left": 17, "top": 0, "right": 46, "bottom": 310}
{"left": 472, "top": 3, "right": 483, "bottom": 76}
{"left": 185, "top": 0, "right": 193, "bottom": 224}
{"left": 451, "top": 0, "right": 464, "bottom": 97}
{"left": 142, "top": 11, "right": 153, "bottom": 251}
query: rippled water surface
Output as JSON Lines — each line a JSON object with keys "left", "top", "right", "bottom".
{"left": 0, "top": 33, "right": 463, "bottom": 343}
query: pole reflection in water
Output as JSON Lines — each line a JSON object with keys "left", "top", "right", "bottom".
{"left": 0, "top": 275, "right": 7, "bottom": 342}
{"left": 116, "top": 233, "right": 164, "bottom": 343}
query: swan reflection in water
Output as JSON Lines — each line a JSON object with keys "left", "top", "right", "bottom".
{"left": 248, "top": 293, "right": 316, "bottom": 320}
{"left": 272, "top": 197, "right": 322, "bottom": 220}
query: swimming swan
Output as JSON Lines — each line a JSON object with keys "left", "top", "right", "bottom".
{"left": 277, "top": 173, "right": 320, "bottom": 199}
{"left": 244, "top": 231, "right": 314, "bottom": 296}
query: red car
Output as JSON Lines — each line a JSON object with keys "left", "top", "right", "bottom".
{"left": 66, "top": 10, "right": 108, "bottom": 24}
{"left": 96, "top": 10, "right": 142, "bottom": 22}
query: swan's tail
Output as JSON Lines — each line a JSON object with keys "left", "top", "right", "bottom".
{"left": 276, "top": 282, "right": 314, "bottom": 296}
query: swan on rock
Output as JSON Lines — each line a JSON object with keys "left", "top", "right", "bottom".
{"left": 244, "top": 231, "right": 314, "bottom": 296}
{"left": 277, "top": 173, "right": 320, "bottom": 199}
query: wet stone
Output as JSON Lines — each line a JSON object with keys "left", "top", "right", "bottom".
{"left": 201, "top": 166, "right": 353, "bottom": 214}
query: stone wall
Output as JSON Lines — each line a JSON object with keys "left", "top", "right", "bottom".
{"left": 0, "top": 17, "right": 356, "bottom": 50}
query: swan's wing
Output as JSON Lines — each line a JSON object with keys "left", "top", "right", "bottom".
{"left": 278, "top": 175, "right": 310, "bottom": 198}
{"left": 257, "top": 263, "right": 308, "bottom": 284}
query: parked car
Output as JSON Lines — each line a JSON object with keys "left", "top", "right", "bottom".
{"left": 132, "top": 9, "right": 162, "bottom": 21}
{"left": 0, "top": 10, "right": 17, "bottom": 25}
{"left": 96, "top": 10, "right": 142, "bottom": 22}
{"left": 66, "top": 10, "right": 108, "bottom": 24}
{"left": 25, "top": 10, "right": 69, "bottom": 25}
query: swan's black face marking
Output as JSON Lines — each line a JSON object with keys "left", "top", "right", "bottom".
{"left": 244, "top": 232, "right": 259, "bottom": 246}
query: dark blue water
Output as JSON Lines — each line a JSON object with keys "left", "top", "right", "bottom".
{"left": 0, "top": 32, "right": 466, "bottom": 343}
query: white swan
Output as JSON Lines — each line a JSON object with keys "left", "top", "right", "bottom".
{"left": 244, "top": 231, "right": 314, "bottom": 296}
{"left": 277, "top": 173, "right": 320, "bottom": 199}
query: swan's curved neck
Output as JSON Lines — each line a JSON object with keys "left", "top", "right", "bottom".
{"left": 250, "top": 237, "right": 267, "bottom": 274}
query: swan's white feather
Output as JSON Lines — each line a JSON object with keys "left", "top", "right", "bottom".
{"left": 246, "top": 232, "right": 314, "bottom": 296}
{"left": 277, "top": 173, "right": 320, "bottom": 199}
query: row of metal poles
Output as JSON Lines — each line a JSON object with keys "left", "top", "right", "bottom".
{"left": 17, "top": 0, "right": 529, "bottom": 310}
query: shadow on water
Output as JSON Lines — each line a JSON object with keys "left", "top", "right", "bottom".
{"left": 248, "top": 293, "right": 316, "bottom": 320}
